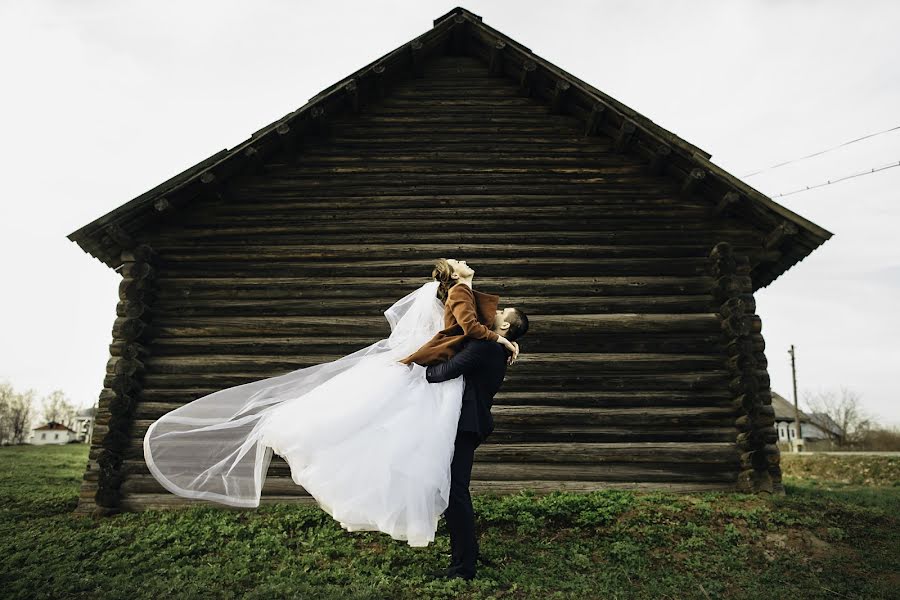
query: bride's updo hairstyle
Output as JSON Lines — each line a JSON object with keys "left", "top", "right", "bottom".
{"left": 432, "top": 258, "right": 458, "bottom": 302}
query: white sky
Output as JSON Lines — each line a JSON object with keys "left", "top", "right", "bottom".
{"left": 1, "top": 1, "right": 898, "bottom": 426}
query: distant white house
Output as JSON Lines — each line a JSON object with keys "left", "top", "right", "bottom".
{"left": 771, "top": 391, "right": 844, "bottom": 447}
{"left": 29, "top": 421, "right": 79, "bottom": 445}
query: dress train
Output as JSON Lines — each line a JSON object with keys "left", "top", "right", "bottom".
{"left": 143, "top": 280, "right": 464, "bottom": 546}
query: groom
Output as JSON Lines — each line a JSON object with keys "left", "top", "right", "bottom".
{"left": 424, "top": 305, "right": 530, "bottom": 581}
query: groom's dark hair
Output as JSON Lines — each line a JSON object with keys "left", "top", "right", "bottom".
{"left": 504, "top": 308, "right": 529, "bottom": 342}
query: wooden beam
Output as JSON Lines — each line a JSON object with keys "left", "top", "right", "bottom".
{"left": 584, "top": 103, "right": 606, "bottom": 137}
{"left": 310, "top": 104, "right": 327, "bottom": 137}
{"left": 373, "top": 63, "right": 386, "bottom": 100}
{"left": 199, "top": 170, "right": 228, "bottom": 203}
{"left": 519, "top": 59, "right": 537, "bottom": 98}
{"left": 449, "top": 14, "right": 467, "bottom": 55}
{"left": 714, "top": 191, "right": 741, "bottom": 216}
{"left": 152, "top": 197, "right": 171, "bottom": 214}
{"left": 680, "top": 167, "right": 706, "bottom": 200}
{"left": 242, "top": 146, "right": 266, "bottom": 174}
{"left": 614, "top": 120, "right": 636, "bottom": 153}
{"left": 649, "top": 144, "right": 671, "bottom": 175}
{"left": 489, "top": 39, "right": 506, "bottom": 76}
{"left": 344, "top": 79, "right": 359, "bottom": 113}
{"left": 103, "top": 224, "right": 135, "bottom": 249}
{"left": 410, "top": 39, "right": 424, "bottom": 78}
{"left": 128, "top": 243, "right": 158, "bottom": 264}
{"left": 764, "top": 221, "right": 799, "bottom": 250}
{"left": 549, "top": 79, "right": 571, "bottom": 114}
{"left": 276, "top": 122, "right": 298, "bottom": 158}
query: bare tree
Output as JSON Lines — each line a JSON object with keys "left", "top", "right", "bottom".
{"left": 0, "top": 381, "right": 15, "bottom": 444}
{"left": 41, "top": 389, "right": 77, "bottom": 429}
{"left": 802, "top": 386, "right": 871, "bottom": 447}
{"left": 9, "top": 390, "right": 37, "bottom": 444}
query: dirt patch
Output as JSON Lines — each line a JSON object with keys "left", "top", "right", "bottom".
{"left": 763, "top": 528, "right": 840, "bottom": 571}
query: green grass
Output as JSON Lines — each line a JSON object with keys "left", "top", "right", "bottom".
{"left": 1, "top": 444, "right": 898, "bottom": 599}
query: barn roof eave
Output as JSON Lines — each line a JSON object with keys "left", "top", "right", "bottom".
{"left": 66, "top": 6, "right": 834, "bottom": 290}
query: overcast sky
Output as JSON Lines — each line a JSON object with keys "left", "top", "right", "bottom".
{"left": 2, "top": 1, "right": 898, "bottom": 427}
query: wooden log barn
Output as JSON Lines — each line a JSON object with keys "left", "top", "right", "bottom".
{"left": 67, "top": 7, "right": 833, "bottom": 516}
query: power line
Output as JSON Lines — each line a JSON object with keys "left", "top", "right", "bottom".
{"left": 741, "top": 124, "right": 900, "bottom": 178}
{"left": 770, "top": 159, "right": 900, "bottom": 198}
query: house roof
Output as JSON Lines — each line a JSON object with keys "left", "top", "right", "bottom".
{"left": 33, "top": 422, "right": 77, "bottom": 432}
{"left": 66, "top": 6, "right": 833, "bottom": 290}
{"left": 771, "top": 393, "right": 845, "bottom": 437}
{"left": 808, "top": 412, "right": 844, "bottom": 436}
{"left": 771, "top": 391, "right": 811, "bottom": 422}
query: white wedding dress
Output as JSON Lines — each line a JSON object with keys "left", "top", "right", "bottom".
{"left": 143, "top": 280, "right": 465, "bottom": 547}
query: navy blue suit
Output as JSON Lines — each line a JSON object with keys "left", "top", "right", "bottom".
{"left": 426, "top": 338, "right": 511, "bottom": 578}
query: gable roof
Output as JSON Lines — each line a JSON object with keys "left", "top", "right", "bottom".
{"left": 809, "top": 413, "right": 844, "bottom": 436}
{"left": 33, "top": 421, "right": 77, "bottom": 432}
{"left": 66, "top": 6, "right": 833, "bottom": 290}
{"left": 771, "top": 391, "right": 811, "bottom": 422}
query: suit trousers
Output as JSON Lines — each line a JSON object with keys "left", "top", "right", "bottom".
{"left": 444, "top": 429, "right": 480, "bottom": 577}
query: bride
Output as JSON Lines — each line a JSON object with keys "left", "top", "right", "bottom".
{"left": 143, "top": 258, "right": 520, "bottom": 547}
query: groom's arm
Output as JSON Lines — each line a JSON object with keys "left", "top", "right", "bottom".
{"left": 425, "top": 341, "right": 487, "bottom": 383}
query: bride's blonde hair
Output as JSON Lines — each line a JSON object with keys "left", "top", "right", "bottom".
{"left": 432, "top": 258, "right": 458, "bottom": 303}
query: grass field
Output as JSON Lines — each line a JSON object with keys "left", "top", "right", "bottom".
{"left": 1, "top": 444, "right": 897, "bottom": 599}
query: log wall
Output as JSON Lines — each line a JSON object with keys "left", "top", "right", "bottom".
{"left": 75, "top": 53, "right": 779, "bottom": 515}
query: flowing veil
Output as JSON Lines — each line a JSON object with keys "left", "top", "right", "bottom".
{"left": 143, "top": 280, "right": 447, "bottom": 509}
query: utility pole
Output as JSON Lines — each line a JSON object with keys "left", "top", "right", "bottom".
{"left": 788, "top": 345, "right": 802, "bottom": 452}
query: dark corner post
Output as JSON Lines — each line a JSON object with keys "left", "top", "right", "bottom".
{"left": 709, "top": 241, "right": 783, "bottom": 495}
{"left": 94, "top": 243, "right": 159, "bottom": 516}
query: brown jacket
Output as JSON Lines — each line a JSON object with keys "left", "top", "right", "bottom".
{"left": 399, "top": 283, "right": 501, "bottom": 367}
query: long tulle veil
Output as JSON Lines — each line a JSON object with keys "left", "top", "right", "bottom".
{"left": 143, "top": 280, "right": 445, "bottom": 508}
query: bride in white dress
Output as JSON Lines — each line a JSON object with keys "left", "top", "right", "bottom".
{"left": 143, "top": 270, "right": 508, "bottom": 547}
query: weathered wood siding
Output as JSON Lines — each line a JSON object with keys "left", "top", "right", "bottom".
{"left": 76, "top": 54, "right": 776, "bottom": 513}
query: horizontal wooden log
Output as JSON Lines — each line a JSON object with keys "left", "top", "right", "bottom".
{"left": 281, "top": 148, "right": 663, "bottom": 165}
{"left": 120, "top": 408, "right": 736, "bottom": 447}
{"left": 122, "top": 466, "right": 740, "bottom": 499}
{"left": 110, "top": 371, "right": 731, "bottom": 394}
{"left": 262, "top": 162, "right": 655, "bottom": 178}
{"left": 148, "top": 295, "right": 717, "bottom": 317}
{"left": 218, "top": 200, "right": 714, "bottom": 219}
{"left": 387, "top": 76, "right": 524, "bottom": 89}
{"left": 123, "top": 462, "right": 738, "bottom": 496}
{"left": 155, "top": 243, "right": 722, "bottom": 261}
{"left": 375, "top": 96, "right": 542, "bottom": 108}
{"left": 154, "top": 258, "right": 718, "bottom": 278}
{"left": 113, "top": 332, "right": 726, "bottom": 357}
{"left": 117, "top": 478, "right": 738, "bottom": 511}
{"left": 122, "top": 459, "right": 736, "bottom": 498}
{"left": 492, "top": 406, "right": 736, "bottom": 427}
{"left": 151, "top": 275, "right": 716, "bottom": 298}
{"left": 138, "top": 441, "right": 738, "bottom": 469}
{"left": 110, "top": 423, "right": 740, "bottom": 465}
{"left": 134, "top": 390, "right": 733, "bottom": 414}
{"left": 282, "top": 132, "right": 639, "bottom": 146}
{"left": 127, "top": 405, "right": 736, "bottom": 431}
{"left": 163, "top": 214, "right": 750, "bottom": 233}
{"left": 325, "top": 111, "right": 590, "bottom": 126}
{"left": 122, "top": 352, "right": 726, "bottom": 376}
{"left": 137, "top": 313, "right": 721, "bottom": 338}
{"left": 476, "top": 462, "right": 736, "bottom": 483}
{"left": 147, "top": 227, "right": 763, "bottom": 246}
